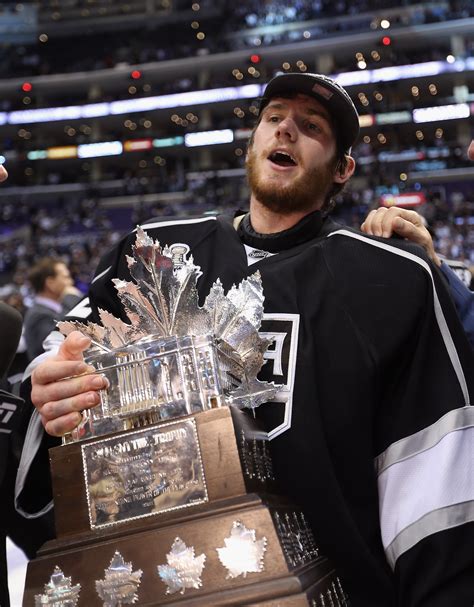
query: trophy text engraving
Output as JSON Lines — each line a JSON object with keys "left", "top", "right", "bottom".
{"left": 82, "top": 418, "right": 208, "bottom": 528}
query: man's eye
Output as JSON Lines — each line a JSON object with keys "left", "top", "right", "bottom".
{"left": 269, "top": 116, "right": 280, "bottom": 123}
{"left": 307, "top": 122, "right": 321, "bottom": 132}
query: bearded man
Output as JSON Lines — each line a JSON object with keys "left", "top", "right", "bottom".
{"left": 19, "top": 74, "right": 473, "bottom": 606}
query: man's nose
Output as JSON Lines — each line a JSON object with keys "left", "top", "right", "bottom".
{"left": 275, "top": 117, "right": 298, "bottom": 141}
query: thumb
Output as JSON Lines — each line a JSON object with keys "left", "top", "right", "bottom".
{"left": 57, "top": 331, "right": 91, "bottom": 362}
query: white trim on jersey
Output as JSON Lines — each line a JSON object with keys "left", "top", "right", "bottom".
{"left": 139, "top": 216, "right": 217, "bottom": 231}
{"left": 327, "top": 229, "right": 470, "bottom": 406}
{"left": 374, "top": 406, "right": 474, "bottom": 475}
{"left": 15, "top": 408, "right": 54, "bottom": 519}
{"left": 385, "top": 502, "right": 474, "bottom": 570}
{"left": 91, "top": 266, "right": 112, "bottom": 285}
{"left": 260, "top": 312, "right": 300, "bottom": 440}
{"left": 17, "top": 329, "right": 65, "bottom": 518}
{"left": 377, "top": 407, "right": 474, "bottom": 568}
{"left": 16, "top": 334, "right": 64, "bottom": 518}
{"left": 65, "top": 296, "right": 92, "bottom": 319}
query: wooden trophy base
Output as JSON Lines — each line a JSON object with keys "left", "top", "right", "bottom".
{"left": 23, "top": 407, "right": 348, "bottom": 606}
{"left": 24, "top": 496, "right": 343, "bottom": 605}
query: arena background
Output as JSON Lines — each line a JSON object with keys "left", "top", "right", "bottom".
{"left": 1, "top": 1, "right": 473, "bottom": 604}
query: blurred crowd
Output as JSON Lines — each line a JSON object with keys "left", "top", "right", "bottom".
{"left": 0, "top": 43, "right": 460, "bottom": 115}
{"left": 228, "top": 0, "right": 473, "bottom": 49}
{"left": 1, "top": 0, "right": 472, "bottom": 87}
{"left": 232, "top": 0, "right": 473, "bottom": 28}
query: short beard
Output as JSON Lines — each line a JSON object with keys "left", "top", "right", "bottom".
{"left": 246, "top": 147, "right": 337, "bottom": 214}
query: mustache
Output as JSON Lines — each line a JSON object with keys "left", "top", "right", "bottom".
{"left": 249, "top": 146, "right": 302, "bottom": 167}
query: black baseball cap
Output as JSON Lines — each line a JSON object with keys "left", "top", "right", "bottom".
{"left": 259, "top": 72, "right": 360, "bottom": 153}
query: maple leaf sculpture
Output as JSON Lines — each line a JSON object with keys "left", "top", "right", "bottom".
{"left": 95, "top": 552, "right": 142, "bottom": 607}
{"left": 34, "top": 566, "right": 81, "bottom": 606}
{"left": 57, "top": 227, "right": 279, "bottom": 426}
{"left": 157, "top": 538, "right": 206, "bottom": 595}
{"left": 217, "top": 521, "right": 267, "bottom": 579}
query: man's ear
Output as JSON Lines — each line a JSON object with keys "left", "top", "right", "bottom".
{"left": 44, "top": 276, "right": 55, "bottom": 292}
{"left": 334, "top": 154, "right": 356, "bottom": 184}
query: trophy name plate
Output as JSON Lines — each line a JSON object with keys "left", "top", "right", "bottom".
{"left": 82, "top": 417, "right": 208, "bottom": 529}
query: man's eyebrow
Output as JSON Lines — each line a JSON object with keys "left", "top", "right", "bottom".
{"left": 262, "top": 102, "right": 331, "bottom": 123}
{"left": 262, "top": 101, "right": 288, "bottom": 112}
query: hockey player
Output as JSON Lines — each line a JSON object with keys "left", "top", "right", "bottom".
{"left": 22, "top": 73, "right": 474, "bottom": 606}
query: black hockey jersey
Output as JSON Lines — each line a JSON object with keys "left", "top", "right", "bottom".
{"left": 21, "top": 213, "right": 474, "bottom": 606}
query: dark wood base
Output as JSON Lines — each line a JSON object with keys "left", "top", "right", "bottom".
{"left": 23, "top": 408, "right": 348, "bottom": 606}
{"left": 24, "top": 496, "right": 337, "bottom": 606}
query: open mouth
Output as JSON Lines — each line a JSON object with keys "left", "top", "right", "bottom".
{"left": 268, "top": 151, "right": 297, "bottom": 167}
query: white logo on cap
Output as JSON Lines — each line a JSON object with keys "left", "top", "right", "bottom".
{"left": 312, "top": 83, "right": 333, "bottom": 100}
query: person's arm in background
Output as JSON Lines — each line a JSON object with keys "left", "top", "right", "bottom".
{"left": 361, "top": 205, "right": 473, "bottom": 348}
{"left": 435, "top": 263, "right": 474, "bottom": 348}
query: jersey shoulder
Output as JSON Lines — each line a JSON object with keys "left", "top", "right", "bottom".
{"left": 138, "top": 213, "right": 235, "bottom": 247}
{"left": 319, "top": 224, "right": 439, "bottom": 312}
{"left": 141, "top": 214, "right": 219, "bottom": 232}
{"left": 323, "top": 224, "right": 434, "bottom": 277}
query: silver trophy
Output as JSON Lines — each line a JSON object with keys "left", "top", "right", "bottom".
{"left": 58, "top": 227, "right": 277, "bottom": 442}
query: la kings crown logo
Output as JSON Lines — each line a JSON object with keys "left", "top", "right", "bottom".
{"left": 257, "top": 313, "right": 300, "bottom": 440}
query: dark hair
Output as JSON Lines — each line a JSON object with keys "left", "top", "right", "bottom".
{"left": 28, "top": 257, "right": 62, "bottom": 293}
{"left": 248, "top": 95, "right": 350, "bottom": 215}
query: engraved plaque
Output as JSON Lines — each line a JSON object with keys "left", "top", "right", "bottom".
{"left": 240, "top": 429, "right": 275, "bottom": 482}
{"left": 273, "top": 511, "right": 320, "bottom": 568}
{"left": 82, "top": 418, "right": 208, "bottom": 528}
